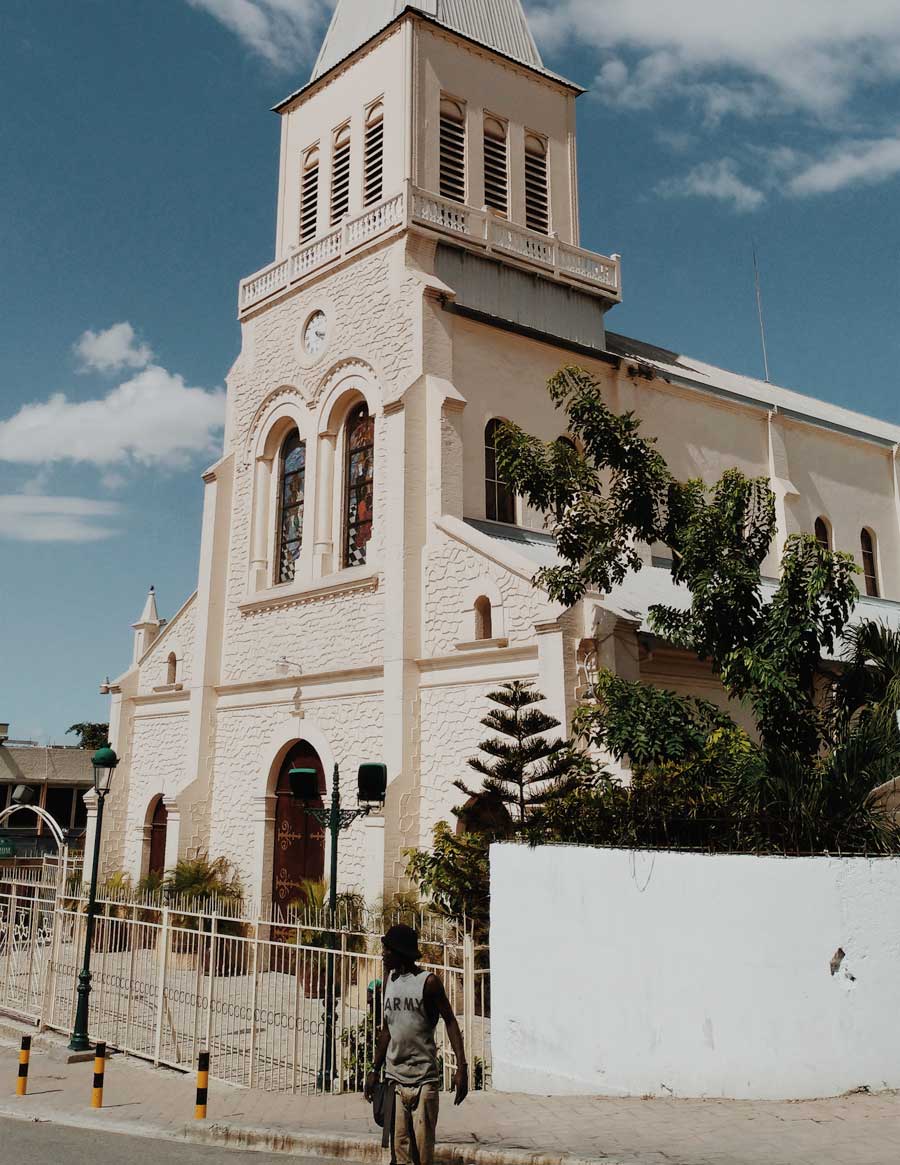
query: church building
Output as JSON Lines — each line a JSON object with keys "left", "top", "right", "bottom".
{"left": 100, "top": 0, "right": 900, "bottom": 906}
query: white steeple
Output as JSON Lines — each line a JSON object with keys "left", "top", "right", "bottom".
{"left": 132, "top": 586, "right": 166, "bottom": 664}
{"left": 312, "top": 0, "right": 544, "bottom": 81}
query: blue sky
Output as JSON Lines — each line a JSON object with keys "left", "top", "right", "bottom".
{"left": 2, "top": 0, "right": 900, "bottom": 743}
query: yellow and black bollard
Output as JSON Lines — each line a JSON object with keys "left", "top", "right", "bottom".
{"left": 195, "top": 1050, "right": 210, "bottom": 1120}
{"left": 16, "top": 1036, "right": 31, "bottom": 1097}
{"left": 91, "top": 1043, "right": 107, "bottom": 1109}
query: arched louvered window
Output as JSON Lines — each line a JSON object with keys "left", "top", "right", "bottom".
{"left": 485, "top": 419, "right": 515, "bottom": 525}
{"left": 474, "top": 596, "right": 493, "bottom": 641}
{"left": 861, "top": 528, "right": 879, "bottom": 597}
{"left": 331, "top": 124, "right": 351, "bottom": 224}
{"left": 364, "top": 102, "right": 385, "bottom": 207}
{"left": 483, "top": 116, "right": 509, "bottom": 216}
{"left": 525, "top": 133, "right": 549, "bottom": 234}
{"left": 344, "top": 403, "right": 375, "bottom": 568}
{"left": 814, "top": 517, "right": 831, "bottom": 551}
{"left": 300, "top": 146, "right": 320, "bottom": 243}
{"left": 440, "top": 97, "right": 466, "bottom": 203}
{"left": 277, "top": 431, "right": 306, "bottom": 584}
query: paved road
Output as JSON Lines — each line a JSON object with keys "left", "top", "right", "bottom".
{"left": 0, "top": 1116, "right": 340, "bottom": 1164}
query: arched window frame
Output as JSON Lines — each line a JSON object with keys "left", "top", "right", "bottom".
{"left": 342, "top": 400, "right": 376, "bottom": 569}
{"left": 440, "top": 95, "right": 467, "bottom": 203}
{"left": 861, "top": 528, "right": 880, "bottom": 598}
{"left": 364, "top": 100, "right": 385, "bottom": 207}
{"left": 166, "top": 652, "right": 178, "bottom": 686}
{"left": 247, "top": 400, "right": 309, "bottom": 593}
{"left": 814, "top": 517, "right": 831, "bottom": 552}
{"left": 485, "top": 418, "right": 516, "bottom": 525}
{"left": 300, "top": 144, "right": 320, "bottom": 244}
{"left": 275, "top": 428, "right": 308, "bottom": 584}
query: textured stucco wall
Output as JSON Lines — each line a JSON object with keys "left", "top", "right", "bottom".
{"left": 137, "top": 596, "right": 197, "bottom": 695}
{"left": 210, "top": 696, "right": 383, "bottom": 895}
{"left": 424, "top": 532, "right": 546, "bottom": 655}
{"left": 122, "top": 712, "right": 190, "bottom": 872}
{"left": 491, "top": 845, "right": 900, "bottom": 1100}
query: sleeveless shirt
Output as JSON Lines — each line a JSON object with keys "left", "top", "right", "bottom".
{"left": 384, "top": 969, "right": 440, "bottom": 1085}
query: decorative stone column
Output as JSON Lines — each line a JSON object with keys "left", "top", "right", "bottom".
{"left": 250, "top": 455, "right": 273, "bottom": 590}
{"left": 81, "top": 788, "right": 99, "bottom": 891}
{"left": 162, "top": 796, "right": 181, "bottom": 874}
{"left": 251, "top": 792, "right": 278, "bottom": 911}
{"left": 313, "top": 431, "right": 337, "bottom": 576}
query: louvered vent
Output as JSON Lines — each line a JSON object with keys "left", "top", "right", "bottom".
{"left": 525, "top": 133, "right": 550, "bottom": 234}
{"left": 439, "top": 97, "right": 466, "bottom": 203}
{"left": 364, "top": 103, "right": 384, "bottom": 207}
{"left": 300, "top": 147, "right": 320, "bottom": 243}
{"left": 483, "top": 117, "right": 508, "bottom": 216}
{"left": 331, "top": 125, "right": 351, "bottom": 225}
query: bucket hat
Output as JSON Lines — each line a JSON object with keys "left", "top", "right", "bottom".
{"left": 382, "top": 924, "right": 421, "bottom": 961}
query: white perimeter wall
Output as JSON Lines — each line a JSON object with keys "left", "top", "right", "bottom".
{"left": 490, "top": 844, "right": 900, "bottom": 1100}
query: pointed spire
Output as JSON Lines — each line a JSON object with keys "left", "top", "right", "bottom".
{"left": 134, "top": 585, "right": 161, "bottom": 629}
{"left": 312, "top": 0, "right": 544, "bottom": 83}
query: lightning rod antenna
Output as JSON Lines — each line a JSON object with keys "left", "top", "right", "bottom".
{"left": 752, "top": 239, "right": 771, "bottom": 384}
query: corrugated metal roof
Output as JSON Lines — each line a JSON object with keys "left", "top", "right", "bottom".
{"left": 311, "top": 0, "right": 544, "bottom": 81}
{"left": 0, "top": 746, "right": 94, "bottom": 788}
{"left": 607, "top": 332, "right": 900, "bottom": 448}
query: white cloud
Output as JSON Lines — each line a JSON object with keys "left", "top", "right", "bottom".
{"left": 75, "top": 322, "right": 153, "bottom": 374}
{"left": 658, "top": 159, "right": 766, "bottom": 213}
{"left": 527, "top": 0, "right": 900, "bottom": 118}
{"left": 788, "top": 135, "right": 900, "bottom": 195}
{"left": 0, "top": 365, "right": 225, "bottom": 469}
{"left": 0, "top": 495, "right": 121, "bottom": 543}
{"left": 186, "top": 0, "right": 331, "bottom": 67}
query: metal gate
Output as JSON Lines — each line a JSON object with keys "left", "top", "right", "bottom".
{"left": 0, "top": 873, "right": 57, "bottom": 1022}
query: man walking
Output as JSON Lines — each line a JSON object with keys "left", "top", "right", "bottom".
{"left": 365, "top": 925, "right": 469, "bottom": 1165}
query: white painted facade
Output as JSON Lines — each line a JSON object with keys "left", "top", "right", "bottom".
{"left": 103, "top": 1, "right": 900, "bottom": 906}
{"left": 491, "top": 844, "right": 900, "bottom": 1100}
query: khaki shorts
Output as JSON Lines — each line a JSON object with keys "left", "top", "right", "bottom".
{"left": 391, "top": 1080, "right": 440, "bottom": 1165}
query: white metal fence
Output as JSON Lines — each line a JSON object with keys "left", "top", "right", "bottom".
{"left": 0, "top": 871, "right": 491, "bottom": 1095}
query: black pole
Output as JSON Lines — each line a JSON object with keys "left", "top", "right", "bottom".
{"left": 68, "top": 791, "right": 106, "bottom": 1052}
{"left": 322, "top": 765, "right": 340, "bottom": 1089}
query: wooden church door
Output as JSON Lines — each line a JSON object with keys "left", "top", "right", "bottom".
{"left": 272, "top": 741, "right": 326, "bottom": 912}
{"left": 148, "top": 797, "right": 168, "bottom": 879}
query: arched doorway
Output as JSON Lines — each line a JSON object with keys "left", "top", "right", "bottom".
{"left": 148, "top": 796, "right": 168, "bottom": 879}
{"left": 272, "top": 741, "right": 326, "bottom": 912}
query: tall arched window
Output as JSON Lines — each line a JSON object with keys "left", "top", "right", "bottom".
{"left": 166, "top": 652, "right": 177, "bottom": 686}
{"left": 277, "top": 430, "right": 306, "bottom": 584}
{"left": 440, "top": 97, "right": 466, "bottom": 202}
{"left": 300, "top": 145, "right": 320, "bottom": 243}
{"left": 331, "top": 124, "right": 351, "bottom": 224}
{"left": 474, "top": 596, "right": 493, "bottom": 641}
{"left": 861, "top": 528, "right": 879, "bottom": 597}
{"left": 485, "top": 419, "right": 515, "bottom": 525}
{"left": 364, "top": 102, "right": 384, "bottom": 207}
{"left": 344, "top": 403, "right": 375, "bottom": 568}
{"left": 525, "top": 133, "right": 549, "bottom": 234}
{"left": 483, "top": 116, "right": 509, "bottom": 216}
{"left": 814, "top": 517, "right": 831, "bottom": 551}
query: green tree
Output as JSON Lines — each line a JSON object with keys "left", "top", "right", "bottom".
{"left": 496, "top": 366, "right": 859, "bottom": 760}
{"left": 454, "top": 681, "right": 586, "bottom": 828}
{"left": 66, "top": 722, "right": 110, "bottom": 750}
{"left": 406, "top": 822, "right": 491, "bottom": 943}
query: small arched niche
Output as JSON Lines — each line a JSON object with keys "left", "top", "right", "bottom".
{"left": 166, "top": 652, "right": 177, "bottom": 686}
{"left": 474, "top": 595, "right": 493, "bottom": 641}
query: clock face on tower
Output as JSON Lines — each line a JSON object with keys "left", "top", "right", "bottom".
{"left": 303, "top": 311, "right": 328, "bottom": 356}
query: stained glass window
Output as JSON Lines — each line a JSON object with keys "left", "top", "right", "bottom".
{"left": 277, "top": 431, "right": 306, "bottom": 583}
{"left": 344, "top": 403, "right": 375, "bottom": 568}
{"left": 485, "top": 419, "right": 515, "bottom": 525}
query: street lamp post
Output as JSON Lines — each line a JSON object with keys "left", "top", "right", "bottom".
{"left": 290, "top": 761, "right": 386, "bottom": 1091}
{"left": 68, "top": 745, "right": 119, "bottom": 1053}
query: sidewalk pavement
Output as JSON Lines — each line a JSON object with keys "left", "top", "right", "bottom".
{"left": 2, "top": 1024, "right": 900, "bottom": 1165}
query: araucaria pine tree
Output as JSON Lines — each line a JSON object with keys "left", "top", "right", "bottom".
{"left": 456, "top": 682, "right": 584, "bottom": 829}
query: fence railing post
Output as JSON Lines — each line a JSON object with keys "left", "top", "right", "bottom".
{"left": 463, "top": 934, "right": 475, "bottom": 1075}
{"left": 39, "top": 888, "right": 62, "bottom": 1033}
{"left": 204, "top": 914, "right": 217, "bottom": 1057}
{"left": 248, "top": 924, "right": 260, "bottom": 1089}
{"left": 153, "top": 907, "right": 170, "bottom": 1066}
